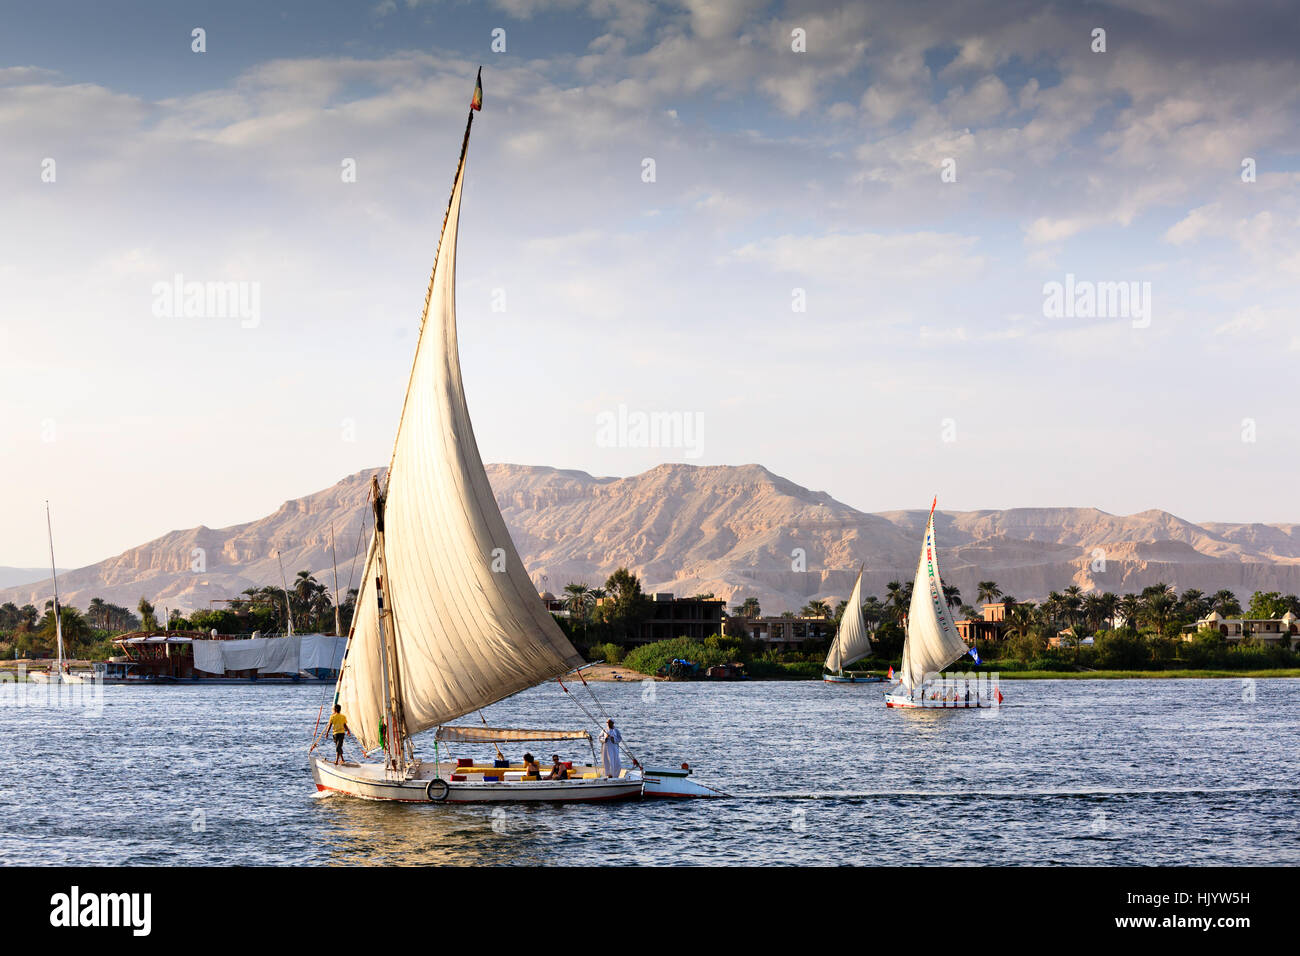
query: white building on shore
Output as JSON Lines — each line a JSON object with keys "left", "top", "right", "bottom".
{"left": 1186, "top": 611, "right": 1298, "bottom": 645}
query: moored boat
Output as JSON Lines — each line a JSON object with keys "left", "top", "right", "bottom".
{"left": 29, "top": 502, "right": 86, "bottom": 685}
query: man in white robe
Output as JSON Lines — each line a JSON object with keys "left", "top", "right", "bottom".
{"left": 600, "top": 718, "right": 623, "bottom": 778}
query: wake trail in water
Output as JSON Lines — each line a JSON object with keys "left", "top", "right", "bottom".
{"left": 734, "top": 783, "right": 1300, "bottom": 801}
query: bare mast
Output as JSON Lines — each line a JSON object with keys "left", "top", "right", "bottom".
{"left": 45, "top": 501, "right": 65, "bottom": 674}
{"left": 330, "top": 523, "right": 342, "bottom": 638}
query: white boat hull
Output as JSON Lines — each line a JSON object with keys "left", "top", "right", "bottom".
{"left": 310, "top": 756, "right": 644, "bottom": 803}
{"left": 641, "top": 766, "right": 726, "bottom": 798}
{"left": 28, "top": 671, "right": 87, "bottom": 684}
{"left": 823, "top": 672, "right": 884, "bottom": 683}
{"left": 884, "top": 682, "right": 1002, "bottom": 709}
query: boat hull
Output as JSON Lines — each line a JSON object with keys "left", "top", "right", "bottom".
{"left": 310, "top": 756, "right": 643, "bottom": 804}
{"left": 822, "top": 672, "right": 884, "bottom": 683}
{"left": 641, "top": 767, "right": 726, "bottom": 798}
{"left": 28, "top": 671, "right": 88, "bottom": 684}
{"left": 884, "top": 685, "right": 1001, "bottom": 709}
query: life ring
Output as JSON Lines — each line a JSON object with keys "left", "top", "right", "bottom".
{"left": 425, "top": 778, "right": 450, "bottom": 802}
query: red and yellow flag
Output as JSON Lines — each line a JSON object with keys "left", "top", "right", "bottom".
{"left": 471, "top": 68, "right": 483, "bottom": 111}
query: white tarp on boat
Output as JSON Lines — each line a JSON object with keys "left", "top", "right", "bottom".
{"left": 336, "top": 144, "right": 584, "bottom": 753}
{"left": 898, "top": 502, "right": 971, "bottom": 693}
{"left": 259, "top": 636, "right": 301, "bottom": 674}
{"left": 191, "top": 635, "right": 346, "bottom": 675}
{"left": 192, "top": 639, "right": 226, "bottom": 675}
{"left": 221, "top": 638, "right": 268, "bottom": 673}
{"left": 301, "top": 633, "right": 346, "bottom": 672}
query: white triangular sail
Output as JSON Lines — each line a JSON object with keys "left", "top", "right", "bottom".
{"left": 897, "top": 501, "right": 969, "bottom": 694}
{"left": 825, "top": 568, "right": 871, "bottom": 672}
{"left": 336, "top": 126, "right": 583, "bottom": 753}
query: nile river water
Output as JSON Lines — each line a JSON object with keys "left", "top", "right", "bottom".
{"left": 2, "top": 677, "right": 1296, "bottom": 865}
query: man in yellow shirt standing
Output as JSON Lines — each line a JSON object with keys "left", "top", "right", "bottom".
{"left": 328, "top": 705, "right": 349, "bottom": 764}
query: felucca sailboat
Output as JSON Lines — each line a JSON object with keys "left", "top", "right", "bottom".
{"left": 884, "top": 498, "right": 999, "bottom": 708}
{"left": 29, "top": 502, "right": 84, "bottom": 685}
{"left": 310, "top": 72, "right": 715, "bottom": 803}
{"left": 822, "top": 567, "right": 882, "bottom": 682}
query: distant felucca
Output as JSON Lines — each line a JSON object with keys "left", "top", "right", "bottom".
{"left": 28, "top": 502, "right": 86, "bottom": 685}
{"left": 822, "top": 567, "right": 882, "bottom": 683}
{"left": 309, "top": 71, "right": 717, "bottom": 802}
{"left": 884, "top": 498, "right": 999, "bottom": 708}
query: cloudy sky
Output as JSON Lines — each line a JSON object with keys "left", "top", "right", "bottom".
{"left": 2, "top": 0, "right": 1297, "bottom": 567}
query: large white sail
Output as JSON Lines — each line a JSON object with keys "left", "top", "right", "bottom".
{"left": 825, "top": 568, "right": 871, "bottom": 672}
{"left": 336, "top": 127, "right": 584, "bottom": 753}
{"left": 897, "top": 501, "right": 969, "bottom": 693}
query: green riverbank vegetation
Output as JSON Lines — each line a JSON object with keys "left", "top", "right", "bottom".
{"left": 560, "top": 575, "right": 1300, "bottom": 679}
{"left": 0, "top": 571, "right": 357, "bottom": 661}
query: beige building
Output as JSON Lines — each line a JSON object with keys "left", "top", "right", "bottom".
{"left": 722, "top": 615, "right": 833, "bottom": 651}
{"left": 1186, "top": 610, "right": 1298, "bottom": 644}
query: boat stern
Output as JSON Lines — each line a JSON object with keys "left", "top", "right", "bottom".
{"left": 642, "top": 764, "right": 727, "bottom": 798}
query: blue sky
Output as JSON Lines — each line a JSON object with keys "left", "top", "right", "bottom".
{"left": 3, "top": 0, "right": 1299, "bottom": 566}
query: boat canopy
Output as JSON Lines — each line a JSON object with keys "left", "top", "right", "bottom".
{"left": 435, "top": 726, "right": 591, "bottom": 744}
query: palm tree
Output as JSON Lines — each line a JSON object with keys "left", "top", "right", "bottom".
{"left": 802, "top": 600, "right": 832, "bottom": 619}
{"left": 1118, "top": 593, "right": 1142, "bottom": 633}
{"left": 138, "top": 597, "right": 158, "bottom": 632}
{"left": 1211, "top": 589, "right": 1242, "bottom": 617}
{"left": 563, "top": 582, "right": 593, "bottom": 612}
{"left": 1002, "top": 602, "right": 1037, "bottom": 641}
{"left": 942, "top": 584, "right": 962, "bottom": 611}
{"left": 87, "top": 597, "right": 108, "bottom": 630}
{"left": 1143, "top": 589, "right": 1177, "bottom": 637}
{"left": 976, "top": 581, "right": 1002, "bottom": 606}
{"left": 1082, "top": 593, "right": 1105, "bottom": 633}
{"left": 1096, "top": 592, "right": 1119, "bottom": 630}
{"left": 884, "top": 580, "right": 904, "bottom": 619}
{"left": 562, "top": 583, "right": 596, "bottom": 636}
{"left": 1060, "top": 585, "right": 1084, "bottom": 630}
{"left": 1039, "top": 592, "right": 1063, "bottom": 630}
{"left": 733, "top": 597, "right": 761, "bottom": 619}
{"left": 1178, "top": 588, "right": 1209, "bottom": 621}
{"left": 861, "top": 597, "right": 885, "bottom": 630}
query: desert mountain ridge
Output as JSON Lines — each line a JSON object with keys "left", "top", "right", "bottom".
{"left": 3, "top": 462, "right": 1299, "bottom": 617}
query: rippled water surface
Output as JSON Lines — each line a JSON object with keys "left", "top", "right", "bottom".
{"left": 2, "top": 677, "right": 1296, "bottom": 865}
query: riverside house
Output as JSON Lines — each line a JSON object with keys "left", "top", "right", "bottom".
{"left": 1185, "top": 611, "right": 1298, "bottom": 645}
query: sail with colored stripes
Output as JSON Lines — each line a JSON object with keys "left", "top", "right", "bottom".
{"left": 335, "top": 122, "right": 584, "bottom": 753}
{"left": 825, "top": 568, "right": 871, "bottom": 672}
{"left": 897, "top": 501, "right": 969, "bottom": 693}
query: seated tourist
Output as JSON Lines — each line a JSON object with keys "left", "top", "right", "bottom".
{"left": 547, "top": 754, "right": 568, "bottom": 780}
{"left": 522, "top": 752, "right": 540, "bottom": 776}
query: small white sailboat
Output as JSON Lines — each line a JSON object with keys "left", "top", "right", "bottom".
{"left": 823, "top": 567, "right": 882, "bottom": 683}
{"left": 884, "top": 498, "right": 999, "bottom": 708}
{"left": 29, "top": 502, "right": 85, "bottom": 685}
{"left": 309, "top": 72, "right": 714, "bottom": 803}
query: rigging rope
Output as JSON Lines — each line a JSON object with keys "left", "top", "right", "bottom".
{"left": 556, "top": 676, "right": 641, "bottom": 770}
